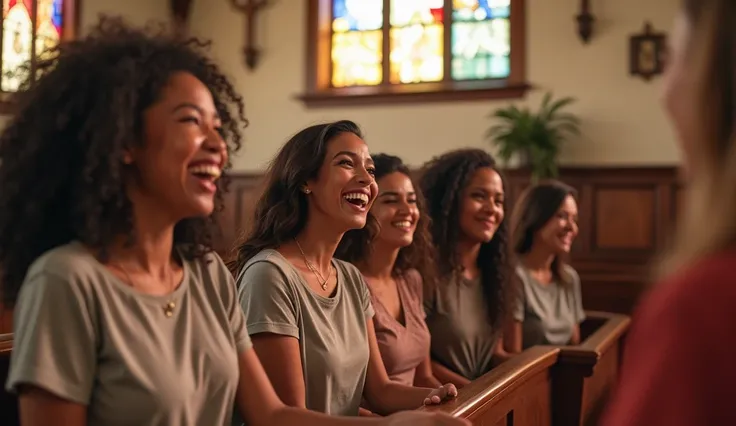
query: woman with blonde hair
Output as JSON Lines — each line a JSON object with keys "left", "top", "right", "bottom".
{"left": 602, "top": 0, "right": 736, "bottom": 424}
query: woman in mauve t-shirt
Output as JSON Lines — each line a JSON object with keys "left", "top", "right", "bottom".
{"left": 601, "top": 0, "right": 736, "bottom": 424}
{"left": 337, "top": 154, "right": 443, "bottom": 392}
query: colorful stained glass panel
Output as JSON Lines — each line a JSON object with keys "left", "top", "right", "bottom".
{"left": 389, "top": 24, "right": 443, "bottom": 84}
{"left": 390, "top": 0, "right": 444, "bottom": 26}
{"left": 331, "top": 30, "right": 382, "bottom": 87}
{"left": 2, "top": 0, "right": 33, "bottom": 91}
{"left": 451, "top": 19, "right": 510, "bottom": 79}
{"left": 453, "top": 0, "right": 510, "bottom": 22}
{"left": 332, "top": 0, "right": 382, "bottom": 32}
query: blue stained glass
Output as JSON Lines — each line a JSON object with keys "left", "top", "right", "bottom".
{"left": 332, "top": 0, "right": 382, "bottom": 32}
{"left": 52, "top": 0, "right": 63, "bottom": 33}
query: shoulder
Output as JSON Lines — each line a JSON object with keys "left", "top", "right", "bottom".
{"left": 239, "top": 249, "right": 290, "bottom": 281}
{"left": 637, "top": 250, "right": 736, "bottom": 342}
{"left": 401, "top": 268, "right": 424, "bottom": 295}
{"left": 562, "top": 264, "right": 580, "bottom": 283}
{"left": 334, "top": 258, "right": 364, "bottom": 283}
{"left": 27, "top": 242, "right": 99, "bottom": 282}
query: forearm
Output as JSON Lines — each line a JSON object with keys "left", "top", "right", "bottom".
{"left": 431, "top": 360, "right": 470, "bottom": 388}
{"left": 414, "top": 372, "right": 443, "bottom": 388}
{"left": 366, "top": 382, "right": 434, "bottom": 415}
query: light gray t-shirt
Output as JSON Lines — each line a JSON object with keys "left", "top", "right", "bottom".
{"left": 5, "top": 241, "right": 251, "bottom": 426}
{"left": 237, "top": 249, "right": 374, "bottom": 416}
{"left": 424, "top": 274, "right": 499, "bottom": 380}
{"left": 513, "top": 263, "right": 586, "bottom": 348}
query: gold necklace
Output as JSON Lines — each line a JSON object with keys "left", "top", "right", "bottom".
{"left": 119, "top": 263, "right": 178, "bottom": 318}
{"left": 294, "top": 238, "right": 331, "bottom": 291}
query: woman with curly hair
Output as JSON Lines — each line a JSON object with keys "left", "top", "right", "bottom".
{"left": 230, "top": 122, "right": 459, "bottom": 418}
{"left": 0, "top": 17, "right": 464, "bottom": 426}
{"left": 419, "top": 148, "right": 513, "bottom": 387}
{"left": 336, "top": 153, "right": 443, "bottom": 390}
{"left": 505, "top": 181, "right": 585, "bottom": 352}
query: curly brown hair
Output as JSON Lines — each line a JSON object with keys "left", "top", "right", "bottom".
{"left": 336, "top": 153, "right": 437, "bottom": 288}
{"left": 0, "top": 16, "right": 247, "bottom": 305}
{"left": 419, "top": 148, "right": 511, "bottom": 329}
{"left": 228, "top": 120, "right": 379, "bottom": 275}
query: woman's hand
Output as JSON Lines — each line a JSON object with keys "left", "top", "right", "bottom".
{"left": 383, "top": 411, "right": 470, "bottom": 425}
{"left": 423, "top": 383, "right": 458, "bottom": 405}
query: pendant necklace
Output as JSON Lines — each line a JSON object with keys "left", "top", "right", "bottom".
{"left": 294, "top": 238, "right": 331, "bottom": 291}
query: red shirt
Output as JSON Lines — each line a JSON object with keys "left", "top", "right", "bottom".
{"left": 601, "top": 249, "right": 736, "bottom": 426}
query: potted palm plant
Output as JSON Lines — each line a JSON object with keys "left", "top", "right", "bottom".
{"left": 486, "top": 92, "right": 581, "bottom": 183}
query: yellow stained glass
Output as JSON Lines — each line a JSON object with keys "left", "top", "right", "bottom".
{"left": 35, "top": 0, "right": 62, "bottom": 61}
{"left": 331, "top": 30, "right": 382, "bottom": 87}
{"left": 389, "top": 24, "right": 443, "bottom": 84}
{"left": 2, "top": 0, "right": 33, "bottom": 91}
{"left": 390, "top": 0, "right": 444, "bottom": 26}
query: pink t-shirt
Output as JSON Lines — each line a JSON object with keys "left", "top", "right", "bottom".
{"left": 367, "top": 269, "right": 431, "bottom": 385}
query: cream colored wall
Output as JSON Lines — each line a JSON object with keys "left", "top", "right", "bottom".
{"left": 80, "top": 0, "right": 168, "bottom": 31}
{"left": 190, "top": 0, "right": 681, "bottom": 171}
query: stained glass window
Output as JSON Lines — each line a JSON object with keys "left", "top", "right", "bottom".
{"left": 329, "top": 0, "right": 514, "bottom": 88}
{"left": 1, "top": 0, "right": 71, "bottom": 93}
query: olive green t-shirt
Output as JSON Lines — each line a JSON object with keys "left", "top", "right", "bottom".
{"left": 424, "top": 274, "right": 500, "bottom": 380}
{"left": 237, "top": 249, "right": 374, "bottom": 416}
{"left": 5, "top": 241, "right": 251, "bottom": 426}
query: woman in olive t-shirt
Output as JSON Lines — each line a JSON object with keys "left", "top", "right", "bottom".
{"left": 506, "top": 181, "right": 585, "bottom": 351}
{"left": 419, "top": 149, "right": 515, "bottom": 387}
{"left": 231, "top": 121, "right": 458, "bottom": 417}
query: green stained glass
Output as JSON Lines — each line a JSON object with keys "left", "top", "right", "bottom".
{"left": 451, "top": 19, "right": 510, "bottom": 80}
{"left": 331, "top": 30, "right": 383, "bottom": 87}
{"left": 390, "top": 0, "right": 444, "bottom": 26}
{"left": 453, "top": 0, "right": 510, "bottom": 22}
{"left": 389, "top": 24, "right": 443, "bottom": 84}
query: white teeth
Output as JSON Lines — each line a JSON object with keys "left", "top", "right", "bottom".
{"left": 343, "top": 192, "right": 369, "bottom": 204}
{"left": 188, "top": 164, "right": 222, "bottom": 179}
{"left": 393, "top": 221, "right": 412, "bottom": 228}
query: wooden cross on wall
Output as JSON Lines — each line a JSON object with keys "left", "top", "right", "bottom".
{"left": 231, "top": 0, "right": 271, "bottom": 70}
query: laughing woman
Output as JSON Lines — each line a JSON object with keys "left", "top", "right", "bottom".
{"left": 230, "top": 122, "right": 457, "bottom": 417}
{"left": 336, "top": 154, "right": 443, "bottom": 389}
{"left": 0, "top": 18, "right": 464, "bottom": 426}
{"left": 419, "top": 149, "right": 514, "bottom": 387}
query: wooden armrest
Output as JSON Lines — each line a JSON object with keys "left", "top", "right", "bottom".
{"left": 418, "top": 346, "right": 560, "bottom": 417}
{"left": 0, "top": 333, "right": 13, "bottom": 353}
{"left": 561, "top": 312, "right": 630, "bottom": 369}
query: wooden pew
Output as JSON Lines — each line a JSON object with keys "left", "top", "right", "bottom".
{"left": 0, "top": 333, "right": 18, "bottom": 426}
{"left": 551, "top": 311, "right": 630, "bottom": 426}
{"left": 419, "top": 346, "right": 560, "bottom": 425}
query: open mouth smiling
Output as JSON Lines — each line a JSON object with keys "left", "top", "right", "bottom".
{"left": 343, "top": 191, "right": 370, "bottom": 209}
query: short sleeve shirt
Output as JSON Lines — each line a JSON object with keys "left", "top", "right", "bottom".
{"left": 5, "top": 241, "right": 250, "bottom": 426}
{"left": 237, "top": 249, "right": 373, "bottom": 416}
{"left": 512, "top": 264, "right": 586, "bottom": 347}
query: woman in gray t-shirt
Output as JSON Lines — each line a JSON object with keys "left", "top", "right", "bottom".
{"left": 419, "top": 149, "right": 515, "bottom": 387}
{"left": 230, "top": 121, "right": 459, "bottom": 418}
{"left": 506, "top": 181, "right": 586, "bottom": 351}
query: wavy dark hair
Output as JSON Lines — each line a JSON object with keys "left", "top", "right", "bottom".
{"left": 229, "top": 120, "right": 379, "bottom": 275}
{"left": 510, "top": 180, "right": 577, "bottom": 287}
{"left": 419, "top": 148, "right": 510, "bottom": 329}
{"left": 336, "top": 153, "right": 437, "bottom": 288}
{"left": 0, "top": 16, "right": 247, "bottom": 305}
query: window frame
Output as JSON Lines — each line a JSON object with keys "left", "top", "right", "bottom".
{"left": 0, "top": 0, "right": 81, "bottom": 114}
{"left": 299, "top": 0, "right": 529, "bottom": 107}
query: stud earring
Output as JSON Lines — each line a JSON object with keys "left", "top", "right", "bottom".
{"left": 302, "top": 187, "right": 311, "bottom": 194}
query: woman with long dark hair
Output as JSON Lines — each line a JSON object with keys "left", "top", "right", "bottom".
{"left": 337, "top": 153, "right": 442, "bottom": 389}
{"left": 419, "top": 149, "right": 513, "bottom": 387}
{"left": 230, "top": 122, "right": 459, "bottom": 417}
{"left": 0, "top": 18, "right": 464, "bottom": 426}
{"left": 505, "top": 181, "right": 584, "bottom": 351}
